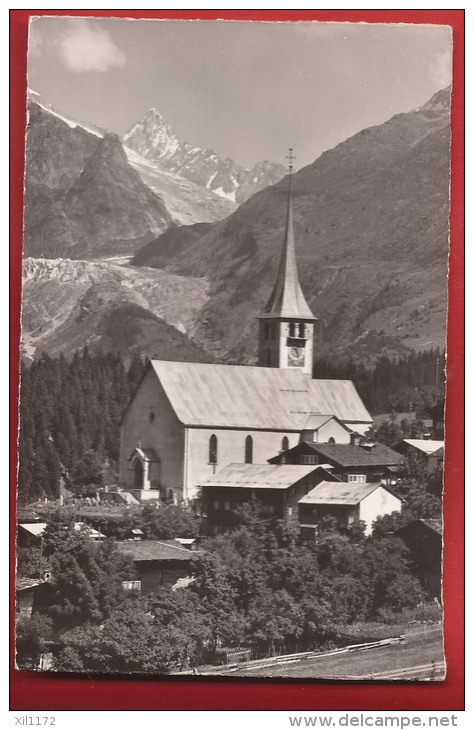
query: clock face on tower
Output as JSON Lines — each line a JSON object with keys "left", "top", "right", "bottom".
{"left": 288, "top": 346, "right": 305, "bottom": 368}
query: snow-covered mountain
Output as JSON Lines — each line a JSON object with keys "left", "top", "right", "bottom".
{"left": 132, "top": 88, "right": 451, "bottom": 364}
{"left": 123, "top": 108, "right": 286, "bottom": 204}
{"left": 23, "top": 92, "right": 236, "bottom": 259}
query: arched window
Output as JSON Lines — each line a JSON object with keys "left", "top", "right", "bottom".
{"left": 245, "top": 435, "right": 253, "bottom": 464}
{"left": 209, "top": 434, "right": 218, "bottom": 464}
{"left": 328, "top": 437, "right": 336, "bottom": 444}
{"left": 299, "top": 322, "right": 305, "bottom": 338}
{"left": 134, "top": 459, "right": 144, "bottom": 488}
{"left": 289, "top": 322, "right": 296, "bottom": 337}
{"left": 281, "top": 436, "right": 289, "bottom": 452}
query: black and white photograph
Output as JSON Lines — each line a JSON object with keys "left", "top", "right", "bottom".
{"left": 15, "top": 15, "right": 453, "bottom": 682}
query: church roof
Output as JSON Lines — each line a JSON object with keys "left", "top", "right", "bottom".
{"left": 150, "top": 360, "right": 372, "bottom": 430}
{"left": 202, "top": 462, "right": 321, "bottom": 490}
{"left": 259, "top": 181, "right": 316, "bottom": 321}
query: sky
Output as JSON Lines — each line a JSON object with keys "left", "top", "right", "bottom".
{"left": 27, "top": 17, "right": 453, "bottom": 170}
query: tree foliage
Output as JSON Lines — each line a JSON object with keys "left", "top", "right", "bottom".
{"left": 15, "top": 614, "right": 53, "bottom": 669}
{"left": 18, "top": 350, "right": 147, "bottom": 504}
{"left": 313, "top": 349, "right": 445, "bottom": 416}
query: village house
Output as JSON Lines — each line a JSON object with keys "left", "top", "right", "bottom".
{"left": 15, "top": 578, "right": 50, "bottom": 618}
{"left": 298, "top": 481, "right": 402, "bottom": 536}
{"left": 396, "top": 518, "right": 442, "bottom": 599}
{"left": 201, "top": 462, "right": 341, "bottom": 533}
{"left": 17, "top": 522, "right": 48, "bottom": 548}
{"left": 119, "top": 167, "right": 373, "bottom": 503}
{"left": 393, "top": 439, "right": 444, "bottom": 472}
{"left": 268, "top": 441, "right": 404, "bottom": 485}
{"left": 115, "top": 539, "right": 202, "bottom": 593}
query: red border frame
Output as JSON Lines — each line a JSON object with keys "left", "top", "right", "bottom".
{"left": 10, "top": 9, "right": 464, "bottom": 711}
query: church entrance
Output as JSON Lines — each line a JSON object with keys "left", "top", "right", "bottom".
{"left": 134, "top": 459, "right": 144, "bottom": 488}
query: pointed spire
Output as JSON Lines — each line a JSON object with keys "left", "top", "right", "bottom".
{"left": 260, "top": 149, "right": 316, "bottom": 320}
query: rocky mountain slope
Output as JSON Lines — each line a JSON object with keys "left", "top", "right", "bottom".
{"left": 133, "top": 88, "right": 452, "bottom": 364}
{"left": 22, "top": 96, "right": 235, "bottom": 259}
{"left": 123, "top": 107, "right": 286, "bottom": 204}
{"left": 21, "top": 258, "right": 212, "bottom": 363}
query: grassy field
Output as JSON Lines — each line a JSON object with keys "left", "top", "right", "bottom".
{"left": 229, "top": 631, "right": 445, "bottom": 680}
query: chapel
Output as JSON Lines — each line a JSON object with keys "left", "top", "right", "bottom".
{"left": 119, "top": 153, "right": 373, "bottom": 502}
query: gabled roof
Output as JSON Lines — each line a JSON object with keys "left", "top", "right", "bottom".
{"left": 399, "top": 439, "right": 444, "bottom": 455}
{"left": 16, "top": 578, "right": 48, "bottom": 592}
{"left": 397, "top": 518, "right": 442, "bottom": 538}
{"left": 18, "top": 523, "right": 47, "bottom": 537}
{"left": 302, "top": 414, "right": 352, "bottom": 432}
{"left": 299, "top": 481, "right": 391, "bottom": 506}
{"left": 202, "top": 462, "right": 322, "bottom": 490}
{"left": 149, "top": 360, "right": 372, "bottom": 429}
{"left": 308, "top": 443, "right": 404, "bottom": 467}
{"left": 258, "top": 184, "right": 316, "bottom": 321}
{"left": 115, "top": 539, "right": 201, "bottom": 562}
{"left": 270, "top": 442, "right": 403, "bottom": 467}
{"left": 128, "top": 447, "right": 160, "bottom": 462}
{"left": 420, "top": 518, "right": 442, "bottom": 534}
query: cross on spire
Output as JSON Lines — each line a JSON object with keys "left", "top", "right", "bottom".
{"left": 286, "top": 148, "right": 296, "bottom": 174}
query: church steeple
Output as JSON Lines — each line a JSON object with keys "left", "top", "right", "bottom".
{"left": 257, "top": 149, "right": 317, "bottom": 376}
{"left": 261, "top": 149, "right": 316, "bottom": 321}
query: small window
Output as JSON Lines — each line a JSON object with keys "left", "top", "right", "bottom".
{"left": 209, "top": 434, "right": 218, "bottom": 464}
{"left": 281, "top": 436, "right": 289, "bottom": 452}
{"left": 300, "top": 455, "right": 317, "bottom": 465}
{"left": 224, "top": 501, "right": 230, "bottom": 510}
{"left": 347, "top": 474, "right": 366, "bottom": 483}
{"left": 289, "top": 322, "right": 296, "bottom": 337}
{"left": 213, "top": 500, "right": 219, "bottom": 510}
{"left": 328, "top": 437, "right": 335, "bottom": 444}
{"left": 245, "top": 435, "right": 253, "bottom": 464}
{"left": 122, "top": 580, "right": 141, "bottom": 592}
{"left": 299, "top": 322, "right": 305, "bottom": 338}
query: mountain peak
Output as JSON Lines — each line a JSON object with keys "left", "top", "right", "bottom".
{"left": 146, "top": 107, "right": 165, "bottom": 120}
{"left": 123, "top": 109, "right": 286, "bottom": 204}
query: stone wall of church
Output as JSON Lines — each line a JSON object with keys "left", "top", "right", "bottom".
{"left": 185, "top": 427, "right": 301, "bottom": 500}
{"left": 119, "top": 368, "right": 185, "bottom": 498}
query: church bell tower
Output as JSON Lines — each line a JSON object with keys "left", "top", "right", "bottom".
{"left": 257, "top": 149, "right": 317, "bottom": 376}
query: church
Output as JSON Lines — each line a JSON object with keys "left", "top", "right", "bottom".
{"left": 119, "top": 156, "right": 373, "bottom": 503}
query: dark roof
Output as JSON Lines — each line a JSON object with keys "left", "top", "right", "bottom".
{"left": 310, "top": 443, "right": 404, "bottom": 467}
{"left": 396, "top": 519, "right": 442, "bottom": 538}
{"left": 115, "top": 539, "right": 201, "bottom": 562}
{"left": 273, "top": 441, "right": 404, "bottom": 467}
